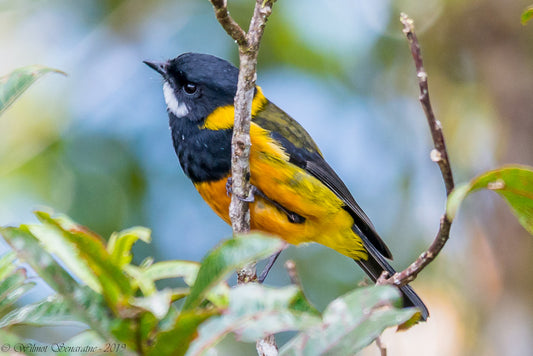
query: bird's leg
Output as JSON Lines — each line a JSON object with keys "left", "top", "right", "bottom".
{"left": 258, "top": 249, "right": 283, "bottom": 283}
{"left": 225, "top": 176, "right": 255, "bottom": 202}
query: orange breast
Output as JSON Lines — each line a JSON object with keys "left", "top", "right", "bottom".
{"left": 194, "top": 177, "right": 308, "bottom": 246}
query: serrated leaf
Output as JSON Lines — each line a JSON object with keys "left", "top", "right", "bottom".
{"left": 26, "top": 223, "right": 102, "bottom": 293}
{"left": 521, "top": 5, "right": 533, "bottom": 25}
{"left": 0, "top": 294, "right": 76, "bottom": 328}
{"left": 35, "top": 211, "right": 133, "bottom": 312}
{"left": 0, "top": 65, "right": 66, "bottom": 116}
{"left": 0, "top": 286, "right": 111, "bottom": 332}
{"left": 0, "top": 261, "right": 25, "bottom": 297}
{"left": 187, "top": 284, "right": 320, "bottom": 356}
{"left": 107, "top": 226, "right": 151, "bottom": 267}
{"left": 1, "top": 226, "right": 79, "bottom": 294}
{"left": 279, "top": 286, "right": 418, "bottom": 356}
{"left": 446, "top": 165, "right": 533, "bottom": 235}
{"left": 182, "top": 233, "right": 285, "bottom": 311}
{"left": 0, "top": 270, "right": 35, "bottom": 314}
{"left": 0, "top": 226, "right": 114, "bottom": 340}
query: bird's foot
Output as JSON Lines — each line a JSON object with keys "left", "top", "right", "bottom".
{"left": 225, "top": 177, "right": 257, "bottom": 202}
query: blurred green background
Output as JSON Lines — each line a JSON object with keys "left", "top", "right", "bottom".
{"left": 1, "top": 0, "right": 533, "bottom": 355}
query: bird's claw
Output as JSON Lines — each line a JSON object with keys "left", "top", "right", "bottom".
{"left": 225, "top": 177, "right": 233, "bottom": 197}
{"left": 225, "top": 177, "right": 256, "bottom": 202}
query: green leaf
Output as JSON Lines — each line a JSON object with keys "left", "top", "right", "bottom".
{"left": 1, "top": 226, "right": 79, "bottom": 294}
{"left": 140, "top": 260, "right": 230, "bottom": 307}
{"left": 123, "top": 264, "right": 157, "bottom": 296}
{"left": 0, "top": 251, "right": 17, "bottom": 281}
{"left": 147, "top": 309, "right": 220, "bottom": 356}
{"left": 521, "top": 5, "right": 533, "bottom": 25}
{"left": 0, "top": 227, "right": 114, "bottom": 340}
{"left": 130, "top": 289, "right": 173, "bottom": 319}
{"left": 187, "top": 284, "right": 321, "bottom": 355}
{"left": 446, "top": 165, "right": 533, "bottom": 235}
{"left": 0, "top": 286, "right": 113, "bottom": 331}
{"left": 26, "top": 223, "right": 102, "bottom": 293}
{"left": 279, "top": 286, "right": 418, "bottom": 356}
{"left": 110, "top": 313, "right": 156, "bottom": 353}
{"left": 0, "top": 65, "right": 66, "bottom": 116}
{"left": 35, "top": 211, "right": 133, "bottom": 312}
{"left": 107, "top": 226, "right": 151, "bottom": 268}
{"left": 0, "top": 253, "right": 33, "bottom": 315}
{"left": 0, "top": 270, "right": 35, "bottom": 314}
{"left": 0, "top": 293, "right": 77, "bottom": 328}
{"left": 182, "top": 233, "right": 285, "bottom": 311}
{"left": 143, "top": 260, "right": 200, "bottom": 286}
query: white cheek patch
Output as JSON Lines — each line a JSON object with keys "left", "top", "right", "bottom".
{"left": 163, "top": 82, "right": 190, "bottom": 118}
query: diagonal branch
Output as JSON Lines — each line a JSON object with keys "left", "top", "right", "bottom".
{"left": 401, "top": 13, "right": 454, "bottom": 195}
{"left": 209, "top": 0, "right": 247, "bottom": 47}
{"left": 381, "top": 13, "right": 455, "bottom": 287}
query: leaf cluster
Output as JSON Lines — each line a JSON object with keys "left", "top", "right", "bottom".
{"left": 0, "top": 211, "right": 416, "bottom": 355}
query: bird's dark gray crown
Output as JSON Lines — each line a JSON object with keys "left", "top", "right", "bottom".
{"left": 169, "top": 52, "right": 239, "bottom": 93}
{"left": 165, "top": 53, "right": 239, "bottom": 122}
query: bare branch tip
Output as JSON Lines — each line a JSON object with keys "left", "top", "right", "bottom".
{"left": 400, "top": 13, "right": 414, "bottom": 31}
{"left": 376, "top": 336, "right": 388, "bottom": 356}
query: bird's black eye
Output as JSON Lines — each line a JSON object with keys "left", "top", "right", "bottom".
{"left": 183, "top": 83, "right": 198, "bottom": 95}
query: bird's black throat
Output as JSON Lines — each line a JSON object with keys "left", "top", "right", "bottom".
{"left": 169, "top": 112, "right": 232, "bottom": 183}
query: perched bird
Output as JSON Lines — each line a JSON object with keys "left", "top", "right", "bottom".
{"left": 144, "top": 53, "right": 428, "bottom": 320}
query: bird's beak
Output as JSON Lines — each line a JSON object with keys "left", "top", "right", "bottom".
{"left": 143, "top": 60, "right": 168, "bottom": 77}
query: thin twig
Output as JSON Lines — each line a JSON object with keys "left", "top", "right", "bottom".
{"left": 209, "top": 0, "right": 247, "bottom": 47}
{"left": 383, "top": 13, "right": 455, "bottom": 287}
{"left": 209, "top": 0, "right": 278, "bottom": 354}
{"left": 400, "top": 13, "right": 454, "bottom": 195}
{"left": 375, "top": 336, "right": 387, "bottom": 356}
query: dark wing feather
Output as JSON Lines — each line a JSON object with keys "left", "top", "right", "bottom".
{"left": 254, "top": 100, "right": 393, "bottom": 259}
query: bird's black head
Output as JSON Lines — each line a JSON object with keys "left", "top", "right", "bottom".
{"left": 144, "top": 53, "right": 238, "bottom": 123}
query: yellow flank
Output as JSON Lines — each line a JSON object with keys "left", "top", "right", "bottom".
{"left": 194, "top": 99, "right": 368, "bottom": 260}
{"left": 201, "top": 87, "right": 268, "bottom": 130}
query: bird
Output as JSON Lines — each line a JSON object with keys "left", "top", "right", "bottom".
{"left": 144, "top": 52, "right": 429, "bottom": 320}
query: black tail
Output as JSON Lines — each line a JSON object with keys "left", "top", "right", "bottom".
{"left": 355, "top": 232, "right": 429, "bottom": 321}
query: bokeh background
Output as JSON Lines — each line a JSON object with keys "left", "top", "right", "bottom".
{"left": 1, "top": 0, "right": 533, "bottom": 355}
